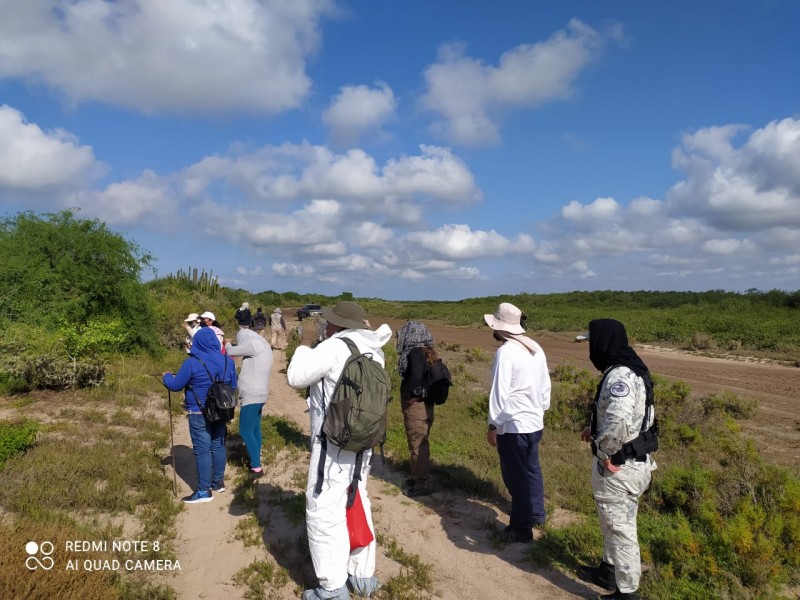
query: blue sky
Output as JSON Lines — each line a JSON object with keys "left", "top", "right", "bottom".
{"left": 1, "top": 1, "right": 799, "bottom": 300}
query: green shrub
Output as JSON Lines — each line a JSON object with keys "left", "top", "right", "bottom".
{"left": 0, "top": 421, "right": 38, "bottom": 469}
{"left": 702, "top": 390, "right": 758, "bottom": 420}
{"left": 3, "top": 352, "right": 105, "bottom": 390}
{"left": 464, "top": 346, "right": 490, "bottom": 363}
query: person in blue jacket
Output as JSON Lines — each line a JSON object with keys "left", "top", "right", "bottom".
{"left": 163, "top": 327, "right": 237, "bottom": 504}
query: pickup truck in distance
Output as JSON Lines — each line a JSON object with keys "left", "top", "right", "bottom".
{"left": 296, "top": 304, "right": 322, "bottom": 320}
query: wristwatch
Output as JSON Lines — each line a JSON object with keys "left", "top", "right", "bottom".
{"left": 488, "top": 424, "right": 497, "bottom": 431}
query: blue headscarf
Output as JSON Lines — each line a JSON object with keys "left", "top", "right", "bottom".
{"left": 190, "top": 327, "right": 226, "bottom": 378}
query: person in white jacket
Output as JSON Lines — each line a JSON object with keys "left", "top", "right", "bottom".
{"left": 225, "top": 327, "right": 273, "bottom": 476}
{"left": 484, "top": 302, "right": 551, "bottom": 544}
{"left": 287, "top": 301, "right": 391, "bottom": 600}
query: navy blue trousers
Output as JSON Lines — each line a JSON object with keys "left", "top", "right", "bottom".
{"left": 496, "top": 430, "right": 545, "bottom": 533}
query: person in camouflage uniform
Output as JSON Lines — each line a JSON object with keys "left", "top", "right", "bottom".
{"left": 578, "top": 318, "right": 657, "bottom": 600}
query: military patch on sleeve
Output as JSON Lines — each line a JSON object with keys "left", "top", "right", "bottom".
{"left": 609, "top": 382, "right": 630, "bottom": 397}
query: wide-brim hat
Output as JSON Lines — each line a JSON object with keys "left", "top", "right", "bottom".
{"left": 484, "top": 302, "right": 525, "bottom": 335}
{"left": 322, "top": 301, "right": 371, "bottom": 330}
{"left": 184, "top": 313, "right": 199, "bottom": 322}
{"left": 200, "top": 311, "right": 216, "bottom": 321}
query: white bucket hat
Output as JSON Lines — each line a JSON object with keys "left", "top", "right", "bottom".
{"left": 484, "top": 302, "right": 525, "bottom": 335}
{"left": 200, "top": 311, "right": 216, "bottom": 321}
{"left": 184, "top": 313, "right": 199, "bottom": 322}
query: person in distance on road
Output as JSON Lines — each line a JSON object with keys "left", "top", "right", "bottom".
{"left": 270, "top": 307, "right": 287, "bottom": 350}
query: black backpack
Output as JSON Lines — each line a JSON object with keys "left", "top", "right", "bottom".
{"left": 424, "top": 358, "right": 452, "bottom": 405}
{"left": 191, "top": 357, "right": 238, "bottom": 422}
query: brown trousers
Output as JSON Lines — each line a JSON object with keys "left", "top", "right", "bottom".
{"left": 401, "top": 391, "right": 435, "bottom": 488}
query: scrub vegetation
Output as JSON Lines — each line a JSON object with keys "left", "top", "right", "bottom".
{"left": 1, "top": 210, "right": 799, "bottom": 598}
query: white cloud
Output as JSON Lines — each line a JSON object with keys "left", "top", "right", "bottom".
{"left": 272, "top": 262, "right": 316, "bottom": 277}
{"left": 180, "top": 142, "right": 481, "bottom": 209}
{"left": 562, "top": 197, "right": 619, "bottom": 222}
{"left": 421, "top": 19, "right": 618, "bottom": 145}
{"left": 322, "top": 82, "right": 395, "bottom": 145}
{"left": 383, "top": 145, "right": 481, "bottom": 204}
{"left": 0, "top": 104, "right": 99, "bottom": 192}
{"left": 667, "top": 117, "right": 800, "bottom": 230}
{"left": 701, "top": 238, "right": 755, "bottom": 255}
{"left": 0, "top": 0, "right": 333, "bottom": 114}
{"left": 67, "top": 170, "right": 175, "bottom": 226}
{"left": 405, "top": 224, "right": 535, "bottom": 260}
{"left": 353, "top": 222, "right": 394, "bottom": 247}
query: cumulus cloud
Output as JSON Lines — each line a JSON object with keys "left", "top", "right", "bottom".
{"left": 180, "top": 142, "right": 481, "bottom": 208}
{"left": 272, "top": 262, "right": 316, "bottom": 277}
{"left": 0, "top": 0, "right": 332, "bottom": 114}
{"left": 322, "top": 82, "right": 395, "bottom": 145}
{"left": 67, "top": 170, "right": 176, "bottom": 226}
{"left": 421, "top": 19, "right": 620, "bottom": 145}
{"left": 562, "top": 197, "right": 619, "bottom": 221}
{"left": 0, "top": 104, "right": 100, "bottom": 192}
{"left": 667, "top": 117, "right": 800, "bottom": 230}
{"left": 405, "top": 224, "right": 535, "bottom": 260}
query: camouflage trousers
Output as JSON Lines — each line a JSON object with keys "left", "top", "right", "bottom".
{"left": 591, "top": 457, "right": 653, "bottom": 593}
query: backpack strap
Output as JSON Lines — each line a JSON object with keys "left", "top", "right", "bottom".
{"left": 347, "top": 451, "right": 363, "bottom": 509}
{"left": 191, "top": 355, "right": 227, "bottom": 383}
{"left": 314, "top": 435, "right": 327, "bottom": 496}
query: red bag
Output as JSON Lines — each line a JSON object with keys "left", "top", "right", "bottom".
{"left": 346, "top": 487, "right": 374, "bottom": 550}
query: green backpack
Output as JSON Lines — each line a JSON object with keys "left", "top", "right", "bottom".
{"left": 315, "top": 337, "right": 392, "bottom": 507}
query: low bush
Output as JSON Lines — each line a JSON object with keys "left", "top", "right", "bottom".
{"left": 0, "top": 420, "right": 38, "bottom": 469}
{"left": 464, "top": 346, "right": 490, "bottom": 363}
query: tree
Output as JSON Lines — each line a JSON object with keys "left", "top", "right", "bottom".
{"left": 0, "top": 211, "right": 156, "bottom": 352}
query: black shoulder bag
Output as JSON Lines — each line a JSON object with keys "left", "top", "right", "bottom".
{"left": 192, "top": 356, "right": 238, "bottom": 423}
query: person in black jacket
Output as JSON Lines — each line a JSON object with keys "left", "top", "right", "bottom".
{"left": 396, "top": 320, "right": 438, "bottom": 497}
{"left": 235, "top": 302, "right": 253, "bottom": 329}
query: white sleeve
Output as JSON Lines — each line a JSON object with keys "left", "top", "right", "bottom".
{"left": 287, "top": 344, "right": 336, "bottom": 389}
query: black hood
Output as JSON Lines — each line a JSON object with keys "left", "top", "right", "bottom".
{"left": 588, "top": 318, "right": 649, "bottom": 378}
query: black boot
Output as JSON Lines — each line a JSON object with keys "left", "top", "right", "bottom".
{"left": 599, "top": 588, "right": 641, "bottom": 600}
{"left": 577, "top": 560, "right": 616, "bottom": 590}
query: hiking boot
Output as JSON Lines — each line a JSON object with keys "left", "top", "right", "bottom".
{"left": 403, "top": 485, "right": 432, "bottom": 498}
{"left": 599, "top": 589, "right": 641, "bottom": 600}
{"left": 577, "top": 560, "right": 616, "bottom": 590}
{"left": 182, "top": 490, "right": 213, "bottom": 504}
{"left": 497, "top": 525, "right": 533, "bottom": 543}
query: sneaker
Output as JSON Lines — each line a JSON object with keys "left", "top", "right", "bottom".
{"left": 182, "top": 490, "right": 213, "bottom": 504}
{"left": 599, "top": 589, "right": 640, "bottom": 600}
{"left": 577, "top": 561, "right": 616, "bottom": 590}
{"left": 249, "top": 468, "right": 264, "bottom": 478}
{"left": 211, "top": 482, "right": 225, "bottom": 493}
{"left": 497, "top": 525, "right": 533, "bottom": 543}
